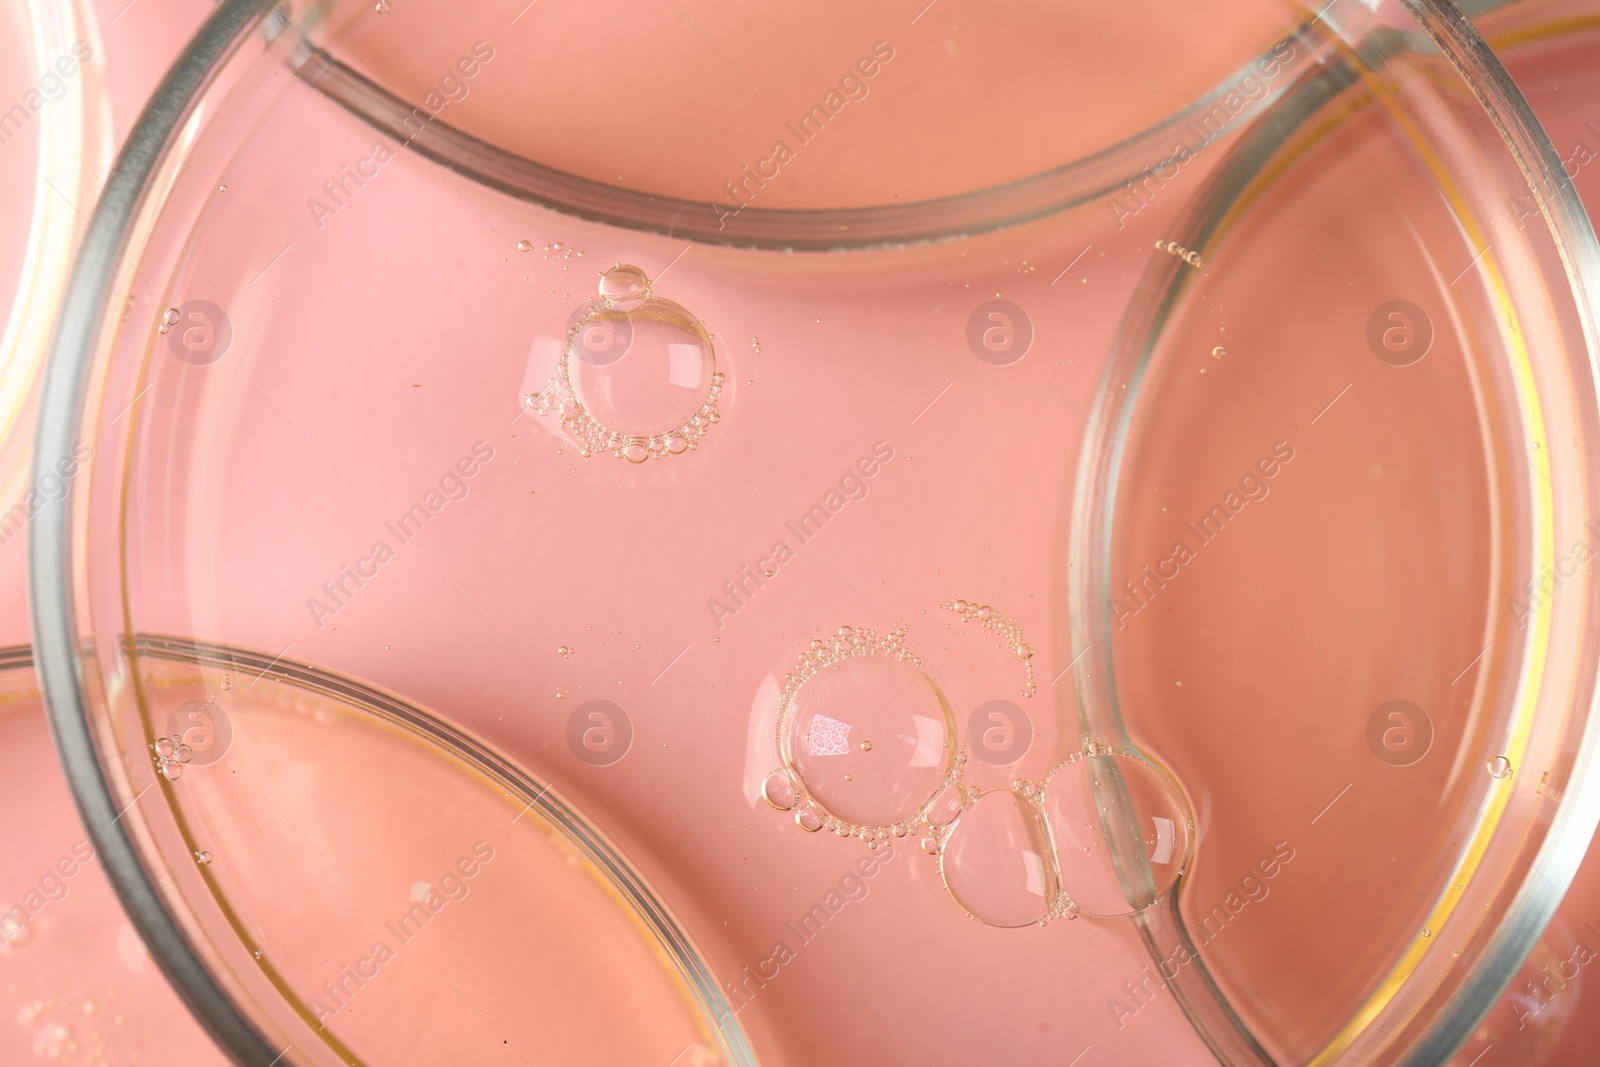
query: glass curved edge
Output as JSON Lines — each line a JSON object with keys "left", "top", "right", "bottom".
{"left": 1067, "top": 2, "right": 1600, "bottom": 1064}
{"left": 286, "top": 3, "right": 1343, "bottom": 251}
{"left": 1392, "top": 0, "right": 1600, "bottom": 1061}
{"left": 30, "top": 0, "right": 298, "bottom": 1064}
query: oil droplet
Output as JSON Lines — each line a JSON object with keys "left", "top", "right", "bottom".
{"left": 940, "top": 790, "right": 1053, "bottom": 928}
{"left": 925, "top": 783, "right": 964, "bottom": 828}
{"left": 1212, "top": 346, "right": 1226, "bottom": 358}
{"left": 516, "top": 239, "right": 533, "bottom": 252}
{"left": 778, "top": 625, "right": 954, "bottom": 829}
{"left": 762, "top": 769, "right": 797, "bottom": 811}
{"left": 1042, "top": 749, "right": 1192, "bottom": 918}
{"left": 598, "top": 263, "right": 650, "bottom": 309}
{"left": 1488, "top": 755, "right": 1514, "bottom": 779}
{"left": 530, "top": 266, "right": 724, "bottom": 460}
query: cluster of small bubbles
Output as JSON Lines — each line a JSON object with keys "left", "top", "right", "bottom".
{"left": 751, "top": 337, "right": 762, "bottom": 353}
{"left": 151, "top": 733, "right": 194, "bottom": 780}
{"left": 532, "top": 240, "right": 581, "bottom": 277}
{"left": 558, "top": 645, "right": 575, "bottom": 658}
{"left": 941, "top": 598, "right": 1036, "bottom": 697}
{"left": 528, "top": 264, "right": 725, "bottom": 463}
{"left": 155, "top": 308, "right": 179, "bottom": 335}
{"left": 762, "top": 616, "right": 1193, "bottom": 929}
{"left": 1488, "top": 755, "right": 1514, "bottom": 779}
{"left": 195, "top": 850, "right": 213, "bottom": 864}
{"left": 1154, "top": 239, "right": 1204, "bottom": 268}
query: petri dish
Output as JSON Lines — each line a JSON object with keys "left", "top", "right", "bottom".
{"left": 27, "top": 0, "right": 1600, "bottom": 1064}
{"left": 1077, "top": 0, "right": 1600, "bottom": 1062}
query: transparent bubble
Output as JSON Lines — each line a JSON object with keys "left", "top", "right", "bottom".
{"left": 533, "top": 267, "right": 724, "bottom": 459}
{"left": 1042, "top": 750, "right": 1192, "bottom": 918}
{"left": 925, "top": 783, "right": 964, "bottom": 828}
{"left": 940, "top": 789, "right": 1053, "bottom": 928}
{"left": 762, "top": 769, "right": 796, "bottom": 811}
{"left": 795, "top": 806, "right": 823, "bottom": 833}
{"left": 1488, "top": 755, "right": 1514, "bottom": 779}
{"left": 570, "top": 301, "right": 716, "bottom": 439}
{"left": 598, "top": 263, "right": 650, "bottom": 308}
{"left": 782, "top": 634, "right": 954, "bottom": 829}
{"left": 161, "top": 762, "right": 183, "bottom": 781}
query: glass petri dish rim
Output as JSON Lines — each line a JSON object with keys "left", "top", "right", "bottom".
{"left": 1063, "top": 3, "right": 1600, "bottom": 1065}
{"left": 280, "top": 0, "right": 1328, "bottom": 251}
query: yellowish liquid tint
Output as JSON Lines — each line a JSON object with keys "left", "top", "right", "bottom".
{"left": 144, "top": 667, "right": 727, "bottom": 1066}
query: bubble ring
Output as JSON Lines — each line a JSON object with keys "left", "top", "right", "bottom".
{"left": 767, "top": 624, "right": 964, "bottom": 841}
{"left": 529, "top": 265, "right": 726, "bottom": 463}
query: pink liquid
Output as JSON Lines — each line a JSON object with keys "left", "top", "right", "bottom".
{"left": 103, "top": 63, "right": 1215, "bottom": 1060}
{"left": 1, "top": 664, "right": 229, "bottom": 1066}
{"left": 324, "top": 0, "right": 1302, "bottom": 207}
{"left": 36, "top": 2, "right": 1600, "bottom": 1065}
